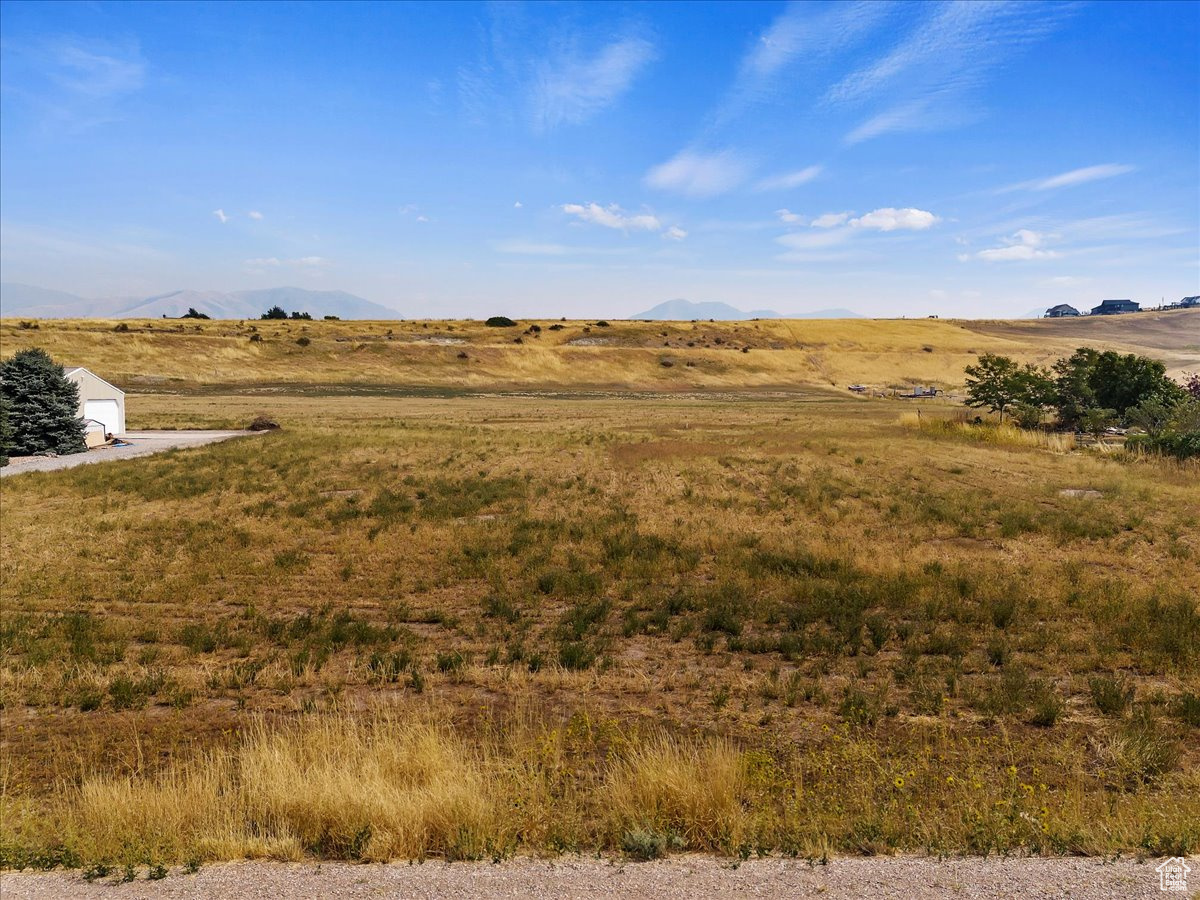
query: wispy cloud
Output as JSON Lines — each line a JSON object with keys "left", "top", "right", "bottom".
{"left": 662, "top": 225, "right": 688, "bottom": 242}
{"left": 963, "top": 229, "right": 1060, "bottom": 262}
{"left": 828, "top": 2, "right": 1073, "bottom": 143}
{"left": 776, "top": 209, "right": 804, "bottom": 224}
{"left": 754, "top": 165, "right": 822, "bottom": 191}
{"left": 3, "top": 36, "right": 146, "bottom": 131}
{"left": 717, "top": 1, "right": 890, "bottom": 121}
{"left": 811, "top": 212, "right": 852, "bottom": 229}
{"left": 562, "top": 203, "right": 661, "bottom": 232}
{"left": 212, "top": 209, "right": 229, "bottom": 224}
{"left": 644, "top": 150, "right": 749, "bottom": 197}
{"left": 1000, "top": 163, "right": 1137, "bottom": 192}
{"left": 248, "top": 210, "right": 264, "bottom": 220}
{"left": 458, "top": 9, "right": 656, "bottom": 132}
{"left": 532, "top": 37, "right": 656, "bottom": 130}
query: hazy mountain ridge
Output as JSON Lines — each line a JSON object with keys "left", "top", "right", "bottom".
{"left": 632, "top": 298, "right": 864, "bottom": 320}
{"left": 0, "top": 283, "right": 401, "bottom": 320}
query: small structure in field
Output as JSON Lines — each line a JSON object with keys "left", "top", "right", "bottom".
{"left": 64, "top": 367, "right": 125, "bottom": 437}
{"left": 1045, "top": 304, "right": 1080, "bottom": 317}
{"left": 895, "top": 385, "right": 941, "bottom": 398}
{"left": 1091, "top": 299, "right": 1140, "bottom": 315}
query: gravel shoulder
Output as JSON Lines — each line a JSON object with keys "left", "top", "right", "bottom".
{"left": 2, "top": 855, "right": 1193, "bottom": 900}
{"left": 0, "top": 430, "right": 261, "bottom": 477}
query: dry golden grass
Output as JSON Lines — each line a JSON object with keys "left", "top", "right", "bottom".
{"left": 898, "top": 413, "right": 1078, "bottom": 452}
{"left": 1, "top": 326, "right": 1199, "bottom": 867}
{"left": 3, "top": 309, "right": 1195, "bottom": 392}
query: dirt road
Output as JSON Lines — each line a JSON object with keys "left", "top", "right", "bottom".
{"left": 0, "top": 430, "right": 260, "bottom": 477}
{"left": 1, "top": 854, "right": 1190, "bottom": 899}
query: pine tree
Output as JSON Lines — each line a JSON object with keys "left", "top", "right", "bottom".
{"left": 0, "top": 349, "right": 87, "bottom": 456}
{"left": 0, "top": 395, "right": 11, "bottom": 467}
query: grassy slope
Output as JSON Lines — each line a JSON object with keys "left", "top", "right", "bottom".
{"left": 2, "top": 309, "right": 1195, "bottom": 392}
{"left": 1, "top": 392, "right": 1197, "bottom": 865}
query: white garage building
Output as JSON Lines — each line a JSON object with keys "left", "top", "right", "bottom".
{"left": 65, "top": 367, "right": 126, "bottom": 438}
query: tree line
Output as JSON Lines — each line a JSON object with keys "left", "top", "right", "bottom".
{"left": 964, "top": 347, "right": 1200, "bottom": 458}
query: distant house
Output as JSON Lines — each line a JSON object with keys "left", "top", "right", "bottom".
{"left": 1091, "top": 299, "right": 1140, "bottom": 315}
{"left": 65, "top": 367, "right": 125, "bottom": 437}
{"left": 1180, "top": 296, "right": 1199, "bottom": 308}
{"left": 1044, "top": 304, "right": 1080, "bottom": 318}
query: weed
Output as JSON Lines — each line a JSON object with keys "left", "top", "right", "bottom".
{"left": 1089, "top": 674, "right": 1135, "bottom": 717}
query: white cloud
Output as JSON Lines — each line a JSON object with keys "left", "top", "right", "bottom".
{"left": 212, "top": 209, "right": 228, "bottom": 224}
{"left": 644, "top": 150, "right": 748, "bottom": 197}
{"left": 248, "top": 210, "right": 263, "bottom": 220}
{"left": 662, "top": 225, "right": 688, "bottom": 242}
{"left": 755, "top": 165, "right": 822, "bottom": 191}
{"left": 244, "top": 257, "right": 281, "bottom": 267}
{"left": 562, "top": 202, "right": 661, "bottom": 232}
{"left": 812, "top": 212, "right": 852, "bottom": 229}
{"left": 416, "top": 215, "right": 429, "bottom": 223}
{"left": 1004, "top": 163, "right": 1137, "bottom": 192}
{"left": 967, "top": 229, "right": 1060, "bottom": 262}
{"left": 531, "top": 37, "right": 657, "bottom": 130}
{"left": 775, "top": 209, "right": 804, "bottom": 224}
{"left": 514, "top": 201, "right": 523, "bottom": 209}
{"left": 850, "top": 207, "right": 938, "bottom": 231}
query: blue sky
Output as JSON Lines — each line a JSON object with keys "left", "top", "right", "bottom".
{"left": 1, "top": 0, "right": 1197, "bottom": 318}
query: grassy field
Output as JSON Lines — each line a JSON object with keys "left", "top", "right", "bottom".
{"left": 2, "top": 309, "right": 1197, "bottom": 394}
{"left": 1, "top": 318, "right": 1198, "bottom": 869}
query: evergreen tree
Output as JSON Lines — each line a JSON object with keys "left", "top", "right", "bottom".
{"left": 0, "top": 395, "right": 11, "bottom": 467}
{"left": 0, "top": 349, "right": 87, "bottom": 456}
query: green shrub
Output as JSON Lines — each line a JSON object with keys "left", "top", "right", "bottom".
{"left": 1089, "top": 674, "right": 1135, "bottom": 716}
{"left": 621, "top": 828, "right": 680, "bottom": 860}
{"left": 485, "top": 316, "right": 517, "bottom": 327}
{"left": 1173, "top": 691, "right": 1200, "bottom": 727}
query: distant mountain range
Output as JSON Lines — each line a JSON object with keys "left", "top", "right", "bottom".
{"left": 631, "top": 298, "right": 864, "bottom": 320}
{"left": 0, "top": 283, "right": 401, "bottom": 320}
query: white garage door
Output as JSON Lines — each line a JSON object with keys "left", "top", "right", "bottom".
{"left": 84, "top": 400, "right": 121, "bottom": 435}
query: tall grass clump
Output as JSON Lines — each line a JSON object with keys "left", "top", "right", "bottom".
{"left": 898, "top": 414, "right": 1076, "bottom": 452}
{"left": 604, "top": 735, "right": 749, "bottom": 852}
{"left": 56, "top": 715, "right": 509, "bottom": 865}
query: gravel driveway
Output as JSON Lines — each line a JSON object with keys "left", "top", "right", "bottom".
{"left": 0, "top": 431, "right": 262, "bottom": 477}
{"left": 1, "top": 854, "right": 1190, "bottom": 899}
